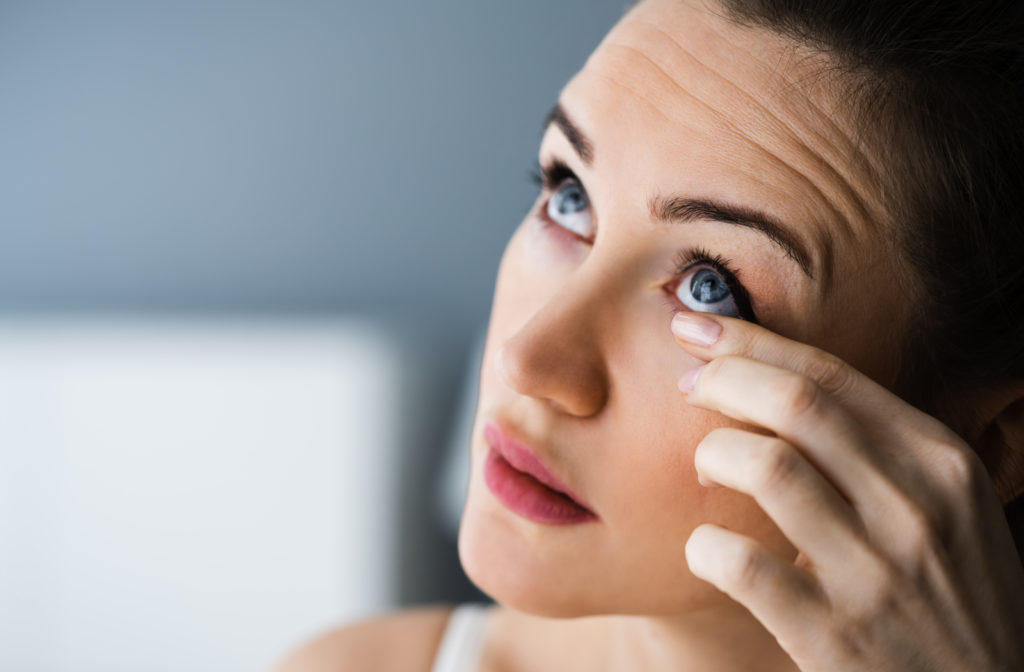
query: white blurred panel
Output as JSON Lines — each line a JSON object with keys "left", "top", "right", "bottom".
{"left": 0, "top": 317, "right": 403, "bottom": 672}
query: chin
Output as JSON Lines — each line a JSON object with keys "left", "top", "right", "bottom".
{"left": 456, "top": 487, "right": 725, "bottom": 619}
{"left": 457, "top": 511, "right": 598, "bottom": 618}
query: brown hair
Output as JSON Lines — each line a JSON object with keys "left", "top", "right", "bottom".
{"left": 633, "top": 0, "right": 1024, "bottom": 552}
{"left": 716, "top": 0, "right": 1024, "bottom": 417}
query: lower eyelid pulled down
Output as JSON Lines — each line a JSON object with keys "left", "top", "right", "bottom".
{"left": 667, "top": 248, "right": 759, "bottom": 323}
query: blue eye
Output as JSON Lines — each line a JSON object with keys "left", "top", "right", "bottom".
{"left": 676, "top": 265, "right": 742, "bottom": 318}
{"left": 690, "top": 268, "right": 730, "bottom": 303}
{"left": 546, "top": 178, "right": 595, "bottom": 239}
{"left": 669, "top": 247, "right": 757, "bottom": 322}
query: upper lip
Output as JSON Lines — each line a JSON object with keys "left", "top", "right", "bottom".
{"left": 483, "top": 420, "right": 595, "bottom": 513}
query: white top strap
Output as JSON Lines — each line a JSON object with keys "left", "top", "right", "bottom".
{"left": 429, "top": 603, "right": 492, "bottom": 672}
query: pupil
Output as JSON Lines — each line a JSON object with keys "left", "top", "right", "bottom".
{"left": 691, "top": 269, "right": 729, "bottom": 303}
{"left": 556, "top": 182, "right": 587, "bottom": 214}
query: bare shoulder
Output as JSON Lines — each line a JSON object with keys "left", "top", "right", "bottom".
{"left": 269, "top": 604, "right": 457, "bottom": 672}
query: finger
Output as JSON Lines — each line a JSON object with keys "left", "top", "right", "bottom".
{"left": 670, "top": 311, "right": 940, "bottom": 442}
{"left": 684, "top": 354, "right": 894, "bottom": 513}
{"left": 685, "top": 355, "right": 964, "bottom": 561}
{"left": 695, "top": 427, "right": 868, "bottom": 570}
{"left": 686, "top": 524, "right": 830, "bottom": 657}
{"left": 673, "top": 311, "right": 976, "bottom": 530}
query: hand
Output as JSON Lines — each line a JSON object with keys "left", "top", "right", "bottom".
{"left": 670, "top": 311, "right": 1024, "bottom": 672}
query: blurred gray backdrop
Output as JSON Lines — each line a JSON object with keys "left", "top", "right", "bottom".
{"left": 0, "top": 0, "right": 628, "bottom": 333}
{"left": 0, "top": 0, "right": 631, "bottom": 659}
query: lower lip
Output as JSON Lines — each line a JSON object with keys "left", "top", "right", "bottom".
{"left": 483, "top": 445, "right": 597, "bottom": 526}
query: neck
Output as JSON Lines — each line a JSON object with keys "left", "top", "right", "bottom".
{"left": 496, "top": 599, "right": 800, "bottom": 672}
{"left": 602, "top": 602, "right": 799, "bottom": 672}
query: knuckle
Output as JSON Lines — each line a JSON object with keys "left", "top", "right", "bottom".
{"left": 704, "top": 355, "right": 731, "bottom": 380}
{"left": 720, "top": 538, "right": 766, "bottom": 591}
{"left": 830, "top": 615, "right": 883, "bottom": 665}
{"left": 933, "top": 443, "right": 981, "bottom": 493}
{"left": 922, "top": 417, "right": 963, "bottom": 446}
{"left": 829, "top": 620, "right": 869, "bottom": 663}
{"left": 822, "top": 546, "right": 917, "bottom": 665}
{"left": 751, "top": 439, "right": 802, "bottom": 493}
{"left": 773, "top": 373, "right": 823, "bottom": 426}
{"left": 743, "top": 328, "right": 775, "bottom": 359}
{"left": 805, "top": 351, "right": 854, "bottom": 398}
{"left": 842, "top": 550, "right": 902, "bottom": 622}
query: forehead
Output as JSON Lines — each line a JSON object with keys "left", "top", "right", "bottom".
{"left": 557, "top": 0, "right": 892, "bottom": 292}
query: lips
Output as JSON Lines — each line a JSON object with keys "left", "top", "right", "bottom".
{"left": 483, "top": 420, "right": 594, "bottom": 513}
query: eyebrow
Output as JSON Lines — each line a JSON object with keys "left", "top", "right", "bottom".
{"left": 543, "top": 103, "right": 594, "bottom": 166}
{"left": 650, "top": 196, "right": 816, "bottom": 280}
{"left": 541, "top": 101, "right": 817, "bottom": 281}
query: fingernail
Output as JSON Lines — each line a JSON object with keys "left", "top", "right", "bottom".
{"left": 677, "top": 363, "right": 706, "bottom": 393}
{"left": 671, "top": 313, "right": 722, "bottom": 346}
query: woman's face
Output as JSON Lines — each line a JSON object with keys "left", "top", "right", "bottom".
{"left": 459, "top": 0, "right": 910, "bottom": 617}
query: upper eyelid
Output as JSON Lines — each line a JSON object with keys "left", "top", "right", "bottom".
{"left": 538, "top": 158, "right": 586, "bottom": 194}
{"left": 535, "top": 156, "right": 759, "bottom": 322}
{"left": 669, "top": 264, "right": 759, "bottom": 323}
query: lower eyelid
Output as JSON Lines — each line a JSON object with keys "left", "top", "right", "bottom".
{"left": 536, "top": 207, "right": 595, "bottom": 246}
{"left": 660, "top": 290, "right": 686, "bottom": 316}
{"left": 534, "top": 211, "right": 592, "bottom": 253}
{"left": 534, "top": 213, "right": 757, "bottom": 319}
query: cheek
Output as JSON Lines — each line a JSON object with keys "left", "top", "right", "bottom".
{"left": 478, "top": 219, "right": 796, "bottom": 575}
{"left": 596, "top": 336, "right": 797, "bottom": 561}
{"left": 594, "top": 377, "right": 717, "bottom": 533}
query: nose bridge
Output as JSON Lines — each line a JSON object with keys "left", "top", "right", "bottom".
{"left": 497, "top": 262, "right": 614, "bottom": 417}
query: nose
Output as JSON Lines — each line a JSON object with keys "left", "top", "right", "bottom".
{"left": 496, "top": 278, "right": 611, "bottom": 417}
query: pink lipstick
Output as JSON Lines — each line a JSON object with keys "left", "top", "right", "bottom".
{"left": 482, "top": 421, "right": 598, "bottom": 525}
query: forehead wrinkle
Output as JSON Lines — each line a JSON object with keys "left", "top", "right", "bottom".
{"left": 587, "top": 69, "right": 704, "bottom": 141}
{"left": 631, "top": 19, "right": 882, "bottom": 245}
{"left": 596, "top": 41, "right": 842, "bottom": 288}
{"left": 604, "top": 34, "right": 863, "bottom": 243}
{"left": 580, "top": 68, "right": 835, "bottom": 291}
{"left": 691, "top": 8, "right": 877, "bottom": 166}
{"left": 703, "top": 20, "right": 891, "bottom": 223}
{"left": 720, "top": 34, "right": 883, "bottom": 178}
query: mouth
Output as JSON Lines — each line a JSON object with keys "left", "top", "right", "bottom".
{"left": 482, "top": 420, "right": 598, "bottom": 524}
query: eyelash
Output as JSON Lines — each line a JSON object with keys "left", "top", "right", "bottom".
{"left": 667, "top": 247, "right": 759, "bottom": 324}
{"left": 527, "top": 159, "right": 760, "bottom": 325}
{"left": 529, "top": 158, "right": 574, "bottom": 193}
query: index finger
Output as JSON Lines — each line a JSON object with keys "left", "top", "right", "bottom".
{"left": 669, "top": 311, "right": 946, "bottom": 442}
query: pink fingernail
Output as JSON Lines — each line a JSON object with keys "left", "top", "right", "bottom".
{"left": 677, "top": 364, "right": 706, "bottom": 393}
{"left": 671, "top": 313, "right": 722, "bottom": 346}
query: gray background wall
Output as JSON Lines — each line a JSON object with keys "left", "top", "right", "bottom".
{"left": 0, "top": 0, "right": 634, "bottom": 617}
{"left": 0, "top": 0, "right": 629, "bottom": 343}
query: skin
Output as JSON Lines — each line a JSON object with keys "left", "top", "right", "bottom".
{"left": 455, "top": 0, "right": 1024, "bottom": 670}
